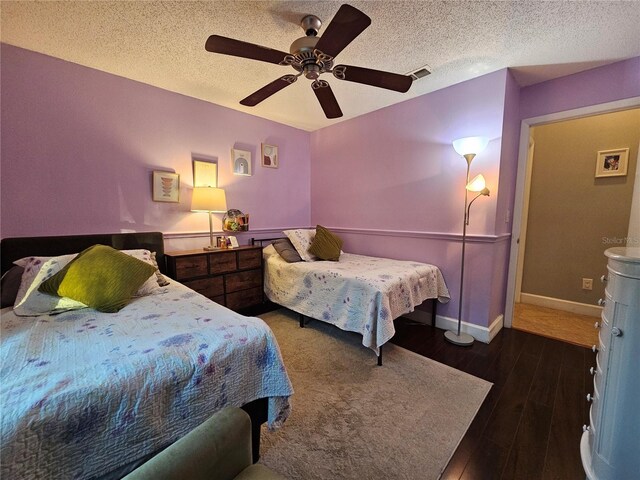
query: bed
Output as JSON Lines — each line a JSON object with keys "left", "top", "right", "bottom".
{"left": 253, "top": 235, "right": 450, "bottom": 365}
{"left": 0, "top": 232, "right": 293, "bottom": 480}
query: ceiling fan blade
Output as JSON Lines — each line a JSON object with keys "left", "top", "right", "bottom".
{"left": 240, "top": 75, "right": 298, "bottom": 107}
{"left": 312, "top": 80, "right": 343, "bottom": 119}
{"left": 314, "top": 4, "right": 371, "bottom": 58}
{"left": 205, "top": 35, "right": 289, "bottom": 65}
{"left": 333, "top": 64, "right": 413, "bottom": 93}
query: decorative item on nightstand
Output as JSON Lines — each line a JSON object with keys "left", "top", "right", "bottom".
{"left": 223, "top": 209, "right": 249, "bottom": 232}
{"left": 191, "top": 187, "right": 227, "bottom": 251}
{"left": 445, "top": 136, "right": 490, "bottom": 347}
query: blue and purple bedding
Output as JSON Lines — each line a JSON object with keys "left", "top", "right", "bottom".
{"left": 0, "top": 279, "right": 292, "bottom": 479}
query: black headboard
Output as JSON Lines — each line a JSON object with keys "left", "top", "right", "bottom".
{"left": 1, "top": 232, "right": 166, "bottom": 275}
{"left": 250, "top": 237, "right": 286, "bottom": 247}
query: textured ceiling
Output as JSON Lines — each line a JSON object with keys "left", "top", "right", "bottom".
{"left": 2, "top": 1, "right": 639, "bottom": 131}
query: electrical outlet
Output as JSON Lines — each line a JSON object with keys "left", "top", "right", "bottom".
{"left": 582, "top": 278, "right": 593, "bottom": 290}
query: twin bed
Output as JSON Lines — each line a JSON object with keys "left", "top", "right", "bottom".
{"left": 254, "top": 235, "right": 450, "bottom": 365}
{"left": 0, "top": 233, "right": 292, "bottom": 479}
{"left": 1, "top": 230, "right": 449, "bottom": 479}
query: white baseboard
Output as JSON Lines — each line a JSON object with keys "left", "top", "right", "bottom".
{"left": 401, "top": 310, "right": 503, "bottom": 344}
{"left": 520, "top": 293, "right": 602, "bottom": 318}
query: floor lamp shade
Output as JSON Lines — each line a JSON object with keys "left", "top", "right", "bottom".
{"left": 452, "top": 136, "right": 489, "bottom": 157}
{"left": 191, "top": 187, "right": 227, "bottom": 250}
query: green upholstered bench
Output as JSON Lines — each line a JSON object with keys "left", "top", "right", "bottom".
{"left": 123, "top": 407, "right": 285, "bottom": 480}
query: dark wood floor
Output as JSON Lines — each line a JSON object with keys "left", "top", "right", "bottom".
{"left": 390, "top": 318, "right": 594, "bottom": 480}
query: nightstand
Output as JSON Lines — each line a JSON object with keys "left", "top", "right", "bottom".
{"left": 165, "top": 246, "right": 263, "bottom": 312}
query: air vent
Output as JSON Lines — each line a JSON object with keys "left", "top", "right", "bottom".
{"left": 407, "top": 64, "right": 432, "bottom": 81}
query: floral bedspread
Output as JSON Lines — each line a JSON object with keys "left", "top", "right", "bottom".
{"left": 0, "top": 280, "right": 293, "bottom": 480}
{"left": 263, "top": 246, "right": 450, "bottom": 354}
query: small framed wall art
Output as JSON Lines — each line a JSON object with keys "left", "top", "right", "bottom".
{"left": 261, "top": 143, "right": 278, "bottom": 168}
{"left": 232, "top": 148, "right": 252, "bottom": 176}
{"left": 595, "top": 148, "right": 629, "bottom": 178}
{"left": 152, "top": 171, "right": 180, "bottom": 202}
{"left": 193, "top": 158, "right": 218, "bottom": 187}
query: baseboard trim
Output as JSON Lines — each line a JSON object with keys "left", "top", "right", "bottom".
{"left": 401, "top": 310, "right": 503, "bottom": 344}
{"left": 520, "top": 293, "right": 602, "bottom": 318}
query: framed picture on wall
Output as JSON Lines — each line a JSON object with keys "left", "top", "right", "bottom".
{"left": 261, "top": 144, "right": 278, "bottom": 168}
{"left": 152, "top": 171, "right": 180, "bottom": 202}
{"left": 232, "top": 148, "right": 252, "bottom": 176}
{"left": 595, "top": 148, "right": 629, "bottom": 178}
{"left": 193, "top": 158, "right": 218, "bottom": 187}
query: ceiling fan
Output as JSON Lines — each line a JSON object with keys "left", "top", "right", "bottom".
{"left": 205, "top": 4, "right": 413, "bottom": 119}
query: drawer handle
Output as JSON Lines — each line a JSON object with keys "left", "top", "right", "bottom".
{"left": 600, "top": 275, "right": 607, "bottom": 283}
{"left": 586, "top": 393, "right": 594, "bottom": 402}
{"left": 594, "top": 321, "right": 600, "bottom": 329}
{"left": 592, "top": 345, "right": 598, "bottom": 353}
{"left": 583, "top": 425, "right": 590, "bottom": 433}
{"left": 611, "top": 327, "right": 623, "bottom": 337}
{"left": 590, "top": 367, "right": 596, "bottom": 376}
{"left": 597, "top": 298, "right": 606, "bottom": 306}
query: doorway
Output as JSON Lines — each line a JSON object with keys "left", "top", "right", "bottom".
{"left": 505, "top": 99, "right": 640, "bottom": 347}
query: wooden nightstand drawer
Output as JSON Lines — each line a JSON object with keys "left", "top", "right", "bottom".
{"left": 165, "top": 246, "right": 264, "bottom": 314}
{"left": 226, "top": 287, "right": 263, "bottom": 311}
{"left": 173, "top": 255, "right": 207, "bottom": 280}
{"left": 210, "top": 251, "right": 237, "bottom": 274}
{"left": 226, "top": 269, "right": 262, "bottom": 293}
{"left": 184, "top": 277, "right": 224, "bottom": 299}
{"left": 238, "top": 249, "right": 262, "bottom": 269}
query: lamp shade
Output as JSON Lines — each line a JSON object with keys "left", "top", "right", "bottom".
{"left": 191, "top": 187, "right": 227, "bottom": 213}
{"left": 452, "top": 136, "right": 489, "bottom": 156}
{"left": 466, "top": 174, "right": 487, "bottom": 192}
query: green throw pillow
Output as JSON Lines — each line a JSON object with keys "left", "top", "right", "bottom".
{"left": 39, "top": 244, "right": 156, "bottom": 313}
{"left": 308, "top": 225, "right": 343, "bottom": 261}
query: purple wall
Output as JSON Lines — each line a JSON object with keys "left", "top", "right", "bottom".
{"left": 489, "top": 70, "right": 521, "bottom": 324}
{"left": 310, "top": 70, "right": 511, "bottom": 327}
{"left": 519, "top": 57, "right": 640, "bottom": 120}
{"left": 0, "top": 44, "right": 311, "bottom": 248}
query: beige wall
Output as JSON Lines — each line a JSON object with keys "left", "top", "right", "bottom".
{"left": 522, "top": 108, "right": 640, "bottom": 305}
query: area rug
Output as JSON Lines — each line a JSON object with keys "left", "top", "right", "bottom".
{"left": 258, "top": 309, "right": 492, "bottom": 480}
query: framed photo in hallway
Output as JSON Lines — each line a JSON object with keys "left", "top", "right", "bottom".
{"left": 595, "top": 148, "right": 629, "bottom": 178}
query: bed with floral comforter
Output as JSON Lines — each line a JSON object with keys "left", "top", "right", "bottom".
{"left": 0, "top": 279, "right": 293, "bottom": 480}
{"left": 263, "top": 244, "right": 450, "bottom": 354}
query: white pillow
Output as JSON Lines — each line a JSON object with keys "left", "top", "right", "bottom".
{"left": 283, "top": 229, "right": 317, "bottom": 262}
{"left": 13, "top": 255, "right": 88, "bottom": 316}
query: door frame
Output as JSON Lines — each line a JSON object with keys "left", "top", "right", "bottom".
{"left": 504, "top": 96, "right": 640, "bottom": 328}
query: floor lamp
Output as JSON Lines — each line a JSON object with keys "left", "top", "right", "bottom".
{"left": 191, "top": 187, "right": 228, "bottom": 251}
{"left": 444, "top": 137, "right": 490, "bottom": 346}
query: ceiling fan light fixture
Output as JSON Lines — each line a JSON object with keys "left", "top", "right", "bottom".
{"left": 289, "top": 36, "right": 319, "bottom": 55}
{"left": 304, "top": 64, "right": 321, "bottom": 79}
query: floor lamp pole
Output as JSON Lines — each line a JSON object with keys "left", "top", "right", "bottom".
{"left": 445, "top": 155, "right": 475, "bottom": 346}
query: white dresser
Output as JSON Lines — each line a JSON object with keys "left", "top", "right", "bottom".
{"left": 580, "top": 247, "right": 640, "bottom": 480}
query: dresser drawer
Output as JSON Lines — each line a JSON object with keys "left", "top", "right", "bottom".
{"left": 184, "top": 277, "right": 224, "bottom": 299}
{"left": 173, "top": 255, "right": 208, "bottom": 280}
{"left": 165, "top": 246, "right": 264, "bottom": 314}
{"left": 226, "top": 287, "right": 263, "bottom": 311}
{"left": 210, "top": 251, "right": 237, "bottom": 274}
{"left": 238, "top": 249, "right": 262, "bottom": 269}
{"left": 226, "top": 269, "right": 262, "bottom": 293}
